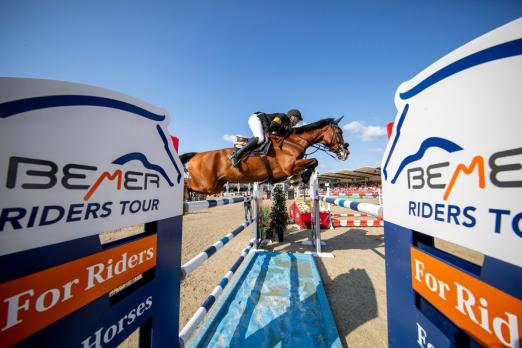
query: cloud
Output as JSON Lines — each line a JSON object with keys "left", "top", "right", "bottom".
{"left": 343, "top": 121, "right": 387, "bottom": 142}
{"left": 369, "top": 147, "right": 384, "bottom": 152}
{"left": 343, "top": 121, "right": 364, "bottom": 133}
{"left": 223, "top": 134, "right": 246, "bottom": 143}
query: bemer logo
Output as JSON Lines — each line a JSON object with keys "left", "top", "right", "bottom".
{"left": 0, "top": 153, "right": 176, "bottom": 232}
{"left": 386, "top": 132, "right": 522, "bottom": 200}
{"left": 6, "top": 152, "right": 174, "bottom": 201}
{"left": 400, "top": 145, "right": 522, "bottom": 200}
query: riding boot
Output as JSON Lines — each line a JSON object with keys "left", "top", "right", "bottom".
{"left": 229, "top": 137, "right": 259, "bottom": 167}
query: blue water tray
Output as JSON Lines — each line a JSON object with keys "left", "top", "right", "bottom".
{"left": 187, "top": 251, "right": 342, "bottom": 348}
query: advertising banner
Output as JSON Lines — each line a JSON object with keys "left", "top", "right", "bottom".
{"left": 0, "top": 235, "right": 157, "bottom": 346}
{"left": 0, "top": 78, "right": 184, "bottom": 256}
{"left": 382, "top": 19, "right": 522, "bottom": 266}
{"left": 411, "top": 247, "right": 521, "bottom": 347}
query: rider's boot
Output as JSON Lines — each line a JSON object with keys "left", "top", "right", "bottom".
{"left": 229, "top": 137, "right": 259, "bottom": 167}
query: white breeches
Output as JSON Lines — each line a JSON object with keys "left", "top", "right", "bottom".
{"left": 248, "top": 114, "right": 265, "bottom": 144}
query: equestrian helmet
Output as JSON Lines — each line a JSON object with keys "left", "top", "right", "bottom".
{"left": 287, "top": 109, "right": 302, "bottom": 121}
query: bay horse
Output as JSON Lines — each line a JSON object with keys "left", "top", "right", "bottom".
{"left": 180, "top": 117, "right": 349, "bottom": 195}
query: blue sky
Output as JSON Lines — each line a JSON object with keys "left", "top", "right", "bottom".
{"left": 1, "top": 1, "right": 521, "bottom": 173}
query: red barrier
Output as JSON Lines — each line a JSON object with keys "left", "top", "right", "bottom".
{"left": 331, "top": 219, "right": 383, "bottom": 227}
{"left": 289, "top": 202, "right": 330, "bottom": 229}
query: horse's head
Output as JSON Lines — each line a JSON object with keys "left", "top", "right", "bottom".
{"left": 292, "top": 117, "right": 350, "bottom": 160}
{"left": 323, "top": 116, "right": 350, "bottom": 160}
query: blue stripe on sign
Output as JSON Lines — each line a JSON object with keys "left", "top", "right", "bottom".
{"left": 400, "top": 39, "right": 522, "bottom": 100}
{"left": 0, "top": 95, "right": 166, "bottom": 121}
{"left": 219, "top": 278, "right": 229, "bottom": 288}
{"left": 382, "top": 104, "right": 409, "bottom": 181}
{"left": 202, "top": 295, "right": 216, "bottom": 311}
{"left": 204, "top": 245, "right": 218, "bottom": 257}
{"left": 156, "top": 125, "right": 183, "bottom": 184}
{"left": 390, "top": 137, "right": 463, "bottom": 184}
{"left": 208, "top": 200, "right": 217, "bottom": 208}
{"left": 112, "top": 152, "right": 174, "bottom": 187}
{"left": 230, "top": 255, "right": 245, "bottom": 273}
{"left": 220, "top": 236, "right": 230, "bottom": 245}
{"left": 349, "top": 202, "right": 359, "bottom": 211}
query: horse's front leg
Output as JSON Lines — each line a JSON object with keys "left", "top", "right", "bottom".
{"left": 288, "top": 158, "right": 318, "bottom": 185}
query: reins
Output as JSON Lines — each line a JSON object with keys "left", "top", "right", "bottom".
{"left": 273, "top": 121, "right": 344, "bottom": 159}
{"left": 304, "top": 144, "right": 339, "bottom": 159}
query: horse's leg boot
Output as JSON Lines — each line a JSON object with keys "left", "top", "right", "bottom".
{"left": 230, "top": 137, "right": 259, "bottom": 167}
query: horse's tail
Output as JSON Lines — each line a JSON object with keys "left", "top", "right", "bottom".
{"left": 180, "top": 152, "right": 198, "bottom": 165}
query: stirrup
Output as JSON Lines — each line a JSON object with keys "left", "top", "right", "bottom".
{"left": 231, "top": 156, "right": 241, "bottom": 167}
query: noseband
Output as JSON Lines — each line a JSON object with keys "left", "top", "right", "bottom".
{"left": 328, "top": 123, "right": 348, "bottom": 157}
{"left": 304, "top": 122, "right": 346, "bottom": 159}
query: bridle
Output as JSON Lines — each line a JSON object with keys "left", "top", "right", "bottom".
{"left": 304, "top": 122, "right": 347, "bottom": 159}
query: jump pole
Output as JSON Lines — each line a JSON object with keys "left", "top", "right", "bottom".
{"left": 251, "top": 182, "right": 262, "bottom": 249}
{"left": 304, "top": 171, "right": 334, "bottom": 258}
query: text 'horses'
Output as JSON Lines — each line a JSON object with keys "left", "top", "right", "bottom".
{"left": 180, "top": 117, "right": 349, "bottom": 195}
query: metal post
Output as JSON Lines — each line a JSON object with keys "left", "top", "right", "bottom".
{"left": 326, "top": 185, "right": 334, "bottom": 230}
{"left": 303, "top": 171, "right": 334, "bottom": 258}
{"left": 252, "top": 182, "right": 261, "bottom": 249}
{"left": 310, "top": 171, "right": 321, "bottom": 254}
{"left": 326, "top": 185, "right": 331, "bottom": 210}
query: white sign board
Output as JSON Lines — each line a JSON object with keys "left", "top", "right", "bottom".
{"left": 0, "top": 78, "right": 184, "bottom": 256}
{"left": 382, "top": 18, "right": 522, "bottom": 266}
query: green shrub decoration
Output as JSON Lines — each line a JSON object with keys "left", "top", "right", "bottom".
{"left": 270, "top": 185, "right": 288, "bottom": 242}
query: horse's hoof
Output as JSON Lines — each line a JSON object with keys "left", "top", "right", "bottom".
{"left": 288, "top": 177, "right": 301, "bottom": 186}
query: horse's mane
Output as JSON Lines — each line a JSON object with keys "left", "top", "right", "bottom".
{"left": 293, "top": 118, "right": 335, "bottom": 134}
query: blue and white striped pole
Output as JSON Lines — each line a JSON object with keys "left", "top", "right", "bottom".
{"left": 180, "top": 219, "right": 254, "bottom": 279}
{"left": 319, "top": 196, "right": 383, "bottom": 218}
{"left": 184, "top": 196, "right": 251, "bottom": 213}
{"left": 178, "top": 242, "right": 254, "bottom": 347}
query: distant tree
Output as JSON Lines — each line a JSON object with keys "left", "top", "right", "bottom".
{"left": 270, "top": 185, "right": 288, "bottom": 242}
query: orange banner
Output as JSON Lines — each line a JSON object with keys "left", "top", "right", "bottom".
{"left": 0, "top": 234, "right": 157, "bottom": 347}
{"left": 410, "top": 247, "right": 521, "bottom": 347}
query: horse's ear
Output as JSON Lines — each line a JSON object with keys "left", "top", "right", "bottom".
{"left": 334, "top": 115, "right": 344, "bottom": 124}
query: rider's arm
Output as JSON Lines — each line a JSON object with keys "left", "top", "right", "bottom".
{"left": 268, "top": 113, "right": 289, "bottom": 132}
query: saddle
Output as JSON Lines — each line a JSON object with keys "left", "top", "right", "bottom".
{"left": 233, "top": 134, "right": 278, "bottom": 183}
{"left": 233, "top": 135, "right": 272, "bottom": 156}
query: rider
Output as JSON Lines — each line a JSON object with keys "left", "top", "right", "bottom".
{"left": 229, "top": 109, "right": 303, "bottom": 167}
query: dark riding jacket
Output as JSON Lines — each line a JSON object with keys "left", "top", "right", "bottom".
{"left": 254, "top": 112, "right": 291, "bottom": 133}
